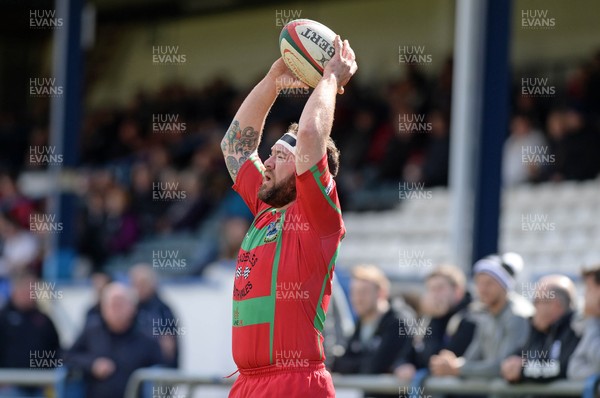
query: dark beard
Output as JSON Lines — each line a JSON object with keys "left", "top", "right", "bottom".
{"left": 258, "top": 174, "right": 296, "bottom": 208}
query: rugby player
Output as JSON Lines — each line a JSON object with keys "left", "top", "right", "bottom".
{"left": 220, "top": 36, "right": 357, "bottom": 397}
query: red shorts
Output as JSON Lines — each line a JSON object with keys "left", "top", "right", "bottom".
{"left": 228, "top": 363, "right": 335, "bottom": 398}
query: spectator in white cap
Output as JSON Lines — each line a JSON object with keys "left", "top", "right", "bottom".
{"left": 430, "top": 253, "right": 532, "bottom": 378}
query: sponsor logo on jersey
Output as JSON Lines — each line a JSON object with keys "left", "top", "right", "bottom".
{"left": 325, "top": 177, "right": 334, "bottom": 195}
{"left": 264, "top": 220, "right": 281, "bottom": 243}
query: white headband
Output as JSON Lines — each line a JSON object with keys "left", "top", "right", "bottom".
{"left": 276, "top": 132, "right": 297, "bottom": 155}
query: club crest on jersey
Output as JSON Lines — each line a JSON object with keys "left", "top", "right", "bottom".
{"left": 264, "top": 221, "right": 281, "bottom": 243}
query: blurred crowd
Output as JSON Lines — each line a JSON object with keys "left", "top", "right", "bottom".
{"left": 0, "top": 264, "right": 179, "bottom": 397}
{"left": 502, "top": 51, "right": 600, "bottom": 186}
{"left": 1, "top": 255, "right": 599, "bottom": 397}
{"left": 330, "top": 258, "right": 600, "bottom": 398}
{"left": 1, "top": 50, "right": 600, "bottom": 275}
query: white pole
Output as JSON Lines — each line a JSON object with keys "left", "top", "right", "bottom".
{"left": 448, "top": 0, "right": 487, "bottom": 272}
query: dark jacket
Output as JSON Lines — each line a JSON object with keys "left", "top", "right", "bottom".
{"left": 332, "top": 307, "right": 412, "bottom": 374}
{"left": 0, "top": 300, "right": 61, "bottom": 368}
{"left": 394, "top": 292, "right": 476, "bottom": 370}
{"left": 65, "top": 320, "right": 163, "bottom": 398}
{"left": 84, "top": 302, "right": 102, "bottom": 329}
{"left": 515, "top": 311, "right": 580, "bottom": 382}
{"left": 135, "top": 293, "right": 180, "bottom": 368}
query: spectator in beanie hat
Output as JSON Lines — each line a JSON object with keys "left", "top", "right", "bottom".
{"left": 430, "top": 253, "right": 532, "bottom": 378}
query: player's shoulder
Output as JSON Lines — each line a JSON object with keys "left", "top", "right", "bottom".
{"left": 237, "top": 152, "right": 264, "bottom": 179}
{"left": 283, "top": 202, "right": 308, "bottom": 223}
{"left": 296, "top": 163, "right": 340, "bottom": 205}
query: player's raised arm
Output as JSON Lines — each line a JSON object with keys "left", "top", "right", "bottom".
{"left": 295, "top": 36, "right": 357, "bottom": 175}
{"left": 220, "top": 59, "right": 305, "bottom": 182}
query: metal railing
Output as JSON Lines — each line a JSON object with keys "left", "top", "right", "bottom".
{"left": 0, "top": 369, "right": 56, "bottom": 386}
{"left": 124, "top": 368, "right": 600, "bottom": 398}
{"left": 0, "top": 368, "right": 597, "bottom": 398}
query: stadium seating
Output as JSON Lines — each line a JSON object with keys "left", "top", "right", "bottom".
{"left": 337, "top": 178, "right": 600, "bottom": 283}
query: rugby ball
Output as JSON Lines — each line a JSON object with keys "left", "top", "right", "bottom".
{"left": 279, "top": 19, "right": 337, "bottom": 88}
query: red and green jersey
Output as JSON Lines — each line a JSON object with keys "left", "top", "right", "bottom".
{"left": 231, "top": 152, "right": 345, "bottom": 370}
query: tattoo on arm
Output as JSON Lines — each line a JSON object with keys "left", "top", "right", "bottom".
{"left": 222, "top": 120, "right": 259, "bottom": 181}
{"left": 225, "top": 156, "right": 241, "bottom": 179}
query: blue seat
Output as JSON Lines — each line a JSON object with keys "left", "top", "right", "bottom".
{"left": 583, "top": 373, "right": 600, "bottom": 398}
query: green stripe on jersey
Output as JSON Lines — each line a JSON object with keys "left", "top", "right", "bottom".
{"left": 249, "top": 152, "right": 264, "bottom": 176}
{"left": 313, "top": 242, "right": 341, "bottom": 332}
{"left": 268, "top": 210, "right": 285, "bottom": 363}
{"left": 232, "top": 296, "right": 274, "bottom": 326}
{"left": 235, "top": 208, "right": 285, "bottom": 365}
{"left": 240, "top": 208, "right": 274, "bottom": 252}
{"left": 309, "top": 164, "right": 341, "bottom": 214}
